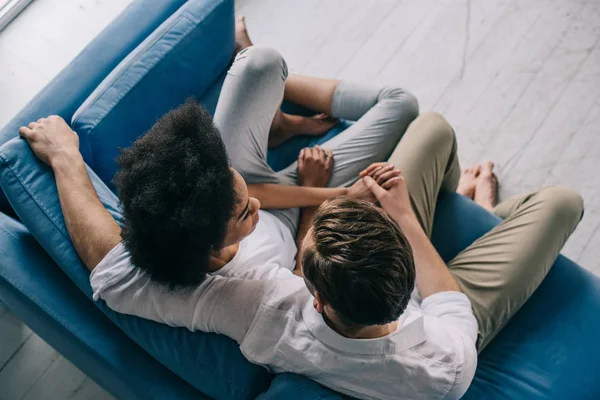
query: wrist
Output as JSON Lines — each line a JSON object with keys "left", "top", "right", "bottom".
{"left": 50, "top": 150, "right": 84, "bottom": 173}
{"left": 393, "top": 209, "right": 419, "bottom": 228}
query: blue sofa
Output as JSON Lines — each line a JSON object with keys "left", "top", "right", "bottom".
{"left": 0, "top": 0, "right": 599, "bottom": 399}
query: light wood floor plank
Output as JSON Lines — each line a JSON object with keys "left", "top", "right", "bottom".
{"left": 448, "top": 0, "right": 582, "bottom": 166}
{"left": 478, "top": 1, "right": 600, "bottom": 186}
{"left": 0, "top": 334, "right": 60, "bottom": 400}
{"left": 0, "top": 311, "right": 33, "bottom": 372}
{"left": 22, "top": 356, "right": 88, "bottom": 400}
{"left": 338, "top": 0, "right": 437, "bottom": 83}
{"left": 69, "top": 377, "right": 116, "bottom": 400}
{"left": 433, "top": 0, "right": 567, "bottom": 137}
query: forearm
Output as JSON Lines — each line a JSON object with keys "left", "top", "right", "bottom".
{"left": 52, "top": 153, "right": 122, "bottom": 271}
{"left": 395, "top": 213, "right": 461, "bottom": 298}
{"left": 248, "top": 183, "right": 347, "bottom": 209}
{"left": 294, "top": 206, "right": 317, "bottom": 276}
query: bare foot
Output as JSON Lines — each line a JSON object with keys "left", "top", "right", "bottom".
{"left": 474, "top": 162, "right": 498, "bottom": 212}
{"left": 269, "top": 113, "right": 338, "bottom": 148}
{"left": 235, "top": 16, "right": 253, "bottom": 54}
{"left": 456, "top": 164, "right": 481, "bottom": 199}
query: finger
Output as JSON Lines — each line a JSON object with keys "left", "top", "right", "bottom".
{"left": 367, "top": 165, "right": 384, "bottom": 178}
{"left": 19, "top": 126, "right": 34, "bottom": 138}
{"left": 309, "top": 147, "right": 317, "bottom": 159}
{"left": 382, "top": 177, "right": 401, "bottom": 190}
{"left": 28, "top": 122, "right": 36, "bottom": 129}
{"left": 377, "top": 169, "right": 401, "bottom": 185}
{"left": 361, "top": 162, "right": 383, "bottom": 177}
{"left": 360, "top": 162, "right": 386, "bottom": 177}
{"left": 362, "top": 176, "right": 387, "bottom": 201}
{"left": 316, "top": 146, "right": 326, "bottom": 164}
{"left": 299, "top": 148, "right": 306, "bottom": 160}
{"left": 325, "top": 149, "right": 334, "bottom": 170}
{"left": 373, "top": 164, "right": 394, "bottom": 180}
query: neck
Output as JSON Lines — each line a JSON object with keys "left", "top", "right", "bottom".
{"left": 208, "top": 243, "right": 239, "bottom": 272}
{"left": 323, "top": 309, "right": 399, "bottom": 339}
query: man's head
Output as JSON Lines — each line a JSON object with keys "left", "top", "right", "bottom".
{"left": 301, "top": 197, "right": 415, "bottom": 333}
{"left": 115, "top": 99, "right": 260, "bottom": 287}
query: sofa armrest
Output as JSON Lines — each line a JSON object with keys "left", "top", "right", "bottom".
{"left": 0, "top": 213, "right": 204, "bottom": 400}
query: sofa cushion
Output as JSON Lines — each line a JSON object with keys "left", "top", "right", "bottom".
{"left": 0, "top": 0, "right": 190, "bottom": 214}
{"left": 71, "top": 0, "right": 235, "bottom": 190}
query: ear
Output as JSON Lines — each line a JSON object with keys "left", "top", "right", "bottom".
{"left": 313, "top": 292, "right": 325, "bottom": 314}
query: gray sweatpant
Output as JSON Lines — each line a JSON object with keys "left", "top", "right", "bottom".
{"left": 213, "top": 46, "right": 419, "bottom": 234}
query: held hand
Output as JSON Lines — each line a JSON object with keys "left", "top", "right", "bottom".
{"left": 19, "top": 116, "right": 80, "bottom": 167}
{"left": 348, "top": 162, "right": 401, "bottom": 203}
{"left": 360, "top": 162, "right": 402, "bottom": 186}
{"left": 362, "top": 173, "right": 415, "bottom": 222}
{"left": 297, "top": 145, "right": 334, "bottom": 187}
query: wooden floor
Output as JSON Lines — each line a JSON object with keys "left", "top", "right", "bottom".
{"left": 1, "top": 0, "right": 599, "bottom": 398}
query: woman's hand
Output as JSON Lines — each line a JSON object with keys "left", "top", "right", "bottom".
{"left": 348, "top": 162, "right": 401, "bottom": 202}
{"left": 297, "top": 145, "right": 334, "bottom": 187}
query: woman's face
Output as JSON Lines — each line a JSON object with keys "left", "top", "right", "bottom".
{"left": 222, "top": 169, "right": 261, "bottom": 247}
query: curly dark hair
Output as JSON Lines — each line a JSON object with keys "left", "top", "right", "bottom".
{"left": 114, "top": 99, "right": 238, "bottom": 287}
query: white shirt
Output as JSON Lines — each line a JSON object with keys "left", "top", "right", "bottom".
{"left": 90, "top": 210, "right": 478, "bottom": 400}
{"left": 211, "top": 210, "right": 297, "bottom": 280}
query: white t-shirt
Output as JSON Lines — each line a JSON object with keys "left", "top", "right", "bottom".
{"left": 211, "top": 210, "right": 297, "bottom": 280}
{"left": 90, "top": 210, "right": 478, "bottom": 400}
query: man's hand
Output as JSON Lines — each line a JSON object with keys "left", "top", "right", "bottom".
{"left": 363, "top": 172, "right": 415, "bottom": 223}
{"left": 348, "top": 162, "right": 401, "bottom": 203}
{"left": 297, "top": 145, "right": 333, "bottom": 187}
{"left": 19, "top": 116, "right": 80, "bottom": 168}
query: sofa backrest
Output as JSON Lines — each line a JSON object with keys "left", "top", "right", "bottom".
{"left": 71, "top": 0, "right": 234, "bottom": 191}
{"left": 0, "top": 0, "right": 189, "bottom": 214}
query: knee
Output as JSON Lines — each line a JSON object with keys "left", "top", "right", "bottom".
{"left": 378, "top": 86, "right": 420, "bottom": 123}
{"left": 234, "top": 46, "right": 288, "bottom": 82}
{"left": 538, "top": 186, "right": 584, "bottom": 226}
{"left": 415, "top": 111, "right": 456, "bottom": 148}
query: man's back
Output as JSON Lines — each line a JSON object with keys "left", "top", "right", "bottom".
{"left": 240, "top": 277, "right": 478, "bottom": 400}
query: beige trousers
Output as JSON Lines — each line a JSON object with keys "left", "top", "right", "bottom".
{"left": 387, "top": 112, "right": 584, "bottom": 351}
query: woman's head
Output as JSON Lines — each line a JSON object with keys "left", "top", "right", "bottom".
{"left": 115, "top": 99, "right": 259, "bottom": 288}
{"left": 300, "top": 197, "right": 416, "bottom": 333}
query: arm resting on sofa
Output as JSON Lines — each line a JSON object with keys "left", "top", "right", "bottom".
{"left": 19, "top": 116, "right": 121, "bottom": 270}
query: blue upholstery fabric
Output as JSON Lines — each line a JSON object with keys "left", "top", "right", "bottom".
{"left": 0, "top": 0, "right": 189, "bottom": 213}
{"left": 72, "top": 0, "right": 235, "bottom": 190}
{"left": 0, "top": 214, "right": 204, "bottom": 400}
{"left": 432, "top": 193, "right": 600, "bottom": 400}
{"left": 0, "top": 137, "right": 271, "bottom": 399}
